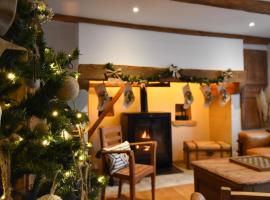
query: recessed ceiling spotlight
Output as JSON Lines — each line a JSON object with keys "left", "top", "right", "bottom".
{"left": 249, "top": 22, "right": 255, "bottom": 27}
{"left": 133, "top": 6, "right": 139, "bottom": 13}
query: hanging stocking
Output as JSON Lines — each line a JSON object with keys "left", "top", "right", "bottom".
{"left": 200, "top": 85, "right": 214, "bottom": 106}
{"left": 183, "top": 84, "right": 193, "bottom": 109}
{"left": 218, "top": 84, "right": 230, "bottom": 106}
{"left": 94, "top": 84, "right": 110, "bottom": 112}
{"left": 124, "top": 83, "right": 135, "bottom": 108}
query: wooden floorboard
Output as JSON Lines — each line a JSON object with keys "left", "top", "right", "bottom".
{"left": 106, "top": 183, "right": 194, "bottom": 200}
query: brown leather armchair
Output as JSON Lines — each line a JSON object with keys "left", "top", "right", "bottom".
{"left": 238, "top": 129, "right": 270, "bottom": 156}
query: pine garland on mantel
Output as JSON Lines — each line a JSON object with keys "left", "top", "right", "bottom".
{"left": 105, "top": 63, "right": 233, "bottom": 85}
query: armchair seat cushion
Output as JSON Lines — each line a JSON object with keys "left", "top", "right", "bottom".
{"left": 113, "top": 164, "right": 154, "bottom": 181}
{"left": 246, "top": 147, "right": 270, "bottom": 157}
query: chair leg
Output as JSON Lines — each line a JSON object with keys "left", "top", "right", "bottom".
{"left": 151, "top": 173, "right": 156, "bottom": 200}
{"left": 130, "top": 181, "right": 136, "bottom": 200}
{"left": 101, "top": 186, "right": 106, "bottom": 200}
{"left": 118, "top": 179, "right": 122, "bottom": 199}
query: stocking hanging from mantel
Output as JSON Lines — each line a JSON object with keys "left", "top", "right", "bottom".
{"left": 94, "top": 84, "right": 110, "bottom": 112}
{"left": 183, "top": 84, "right": 193, "bottom": 109}
{"left": 200, "top": 85, "right": 215, "bottom": 107}
{"left": 123, "top": 83, "right": 135, "bottom": 108}
{"left": 218, "top": 84, "right": 230, "bottom": 106}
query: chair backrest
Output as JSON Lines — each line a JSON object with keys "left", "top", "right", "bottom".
{"left": 221, "top": 187, "right": 270, "bottom": 200}
{"left": 99, "top": 126, "right": 123, "bottom": 148}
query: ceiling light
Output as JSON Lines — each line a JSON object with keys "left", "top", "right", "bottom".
{"left": 133, "top": 6, "right": 139, "bottom": 13}
{"left": 249, "top": 22, "right": 255, "bottom": 27}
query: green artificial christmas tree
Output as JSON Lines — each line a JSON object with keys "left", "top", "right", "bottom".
{"left": 0, "top": 0, "right": 107, "bottom": 199}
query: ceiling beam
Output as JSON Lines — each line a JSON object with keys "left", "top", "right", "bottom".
{"left": 172, "top": 0, "right": 270, "bottom": 15}
{"left": 53, "top": 14, "right": 270, "bottom": 45}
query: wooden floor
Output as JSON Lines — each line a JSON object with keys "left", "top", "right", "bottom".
{"left": 106, "top": 183, "right": 194, "bottom": 200}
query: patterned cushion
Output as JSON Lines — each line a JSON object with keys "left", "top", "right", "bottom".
{"left": 103, "top": 141, "right": 131, "bottom": 174}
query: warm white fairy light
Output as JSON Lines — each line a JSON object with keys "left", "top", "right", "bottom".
{"left": 7, "top": 73, "right": 16, "bottom": 81}
{"left": 64, "top": 171, "right": 72, "bottom": 177}
{"left": 15, "top": 136, "right": 24, "bottom": 145}
{"left": 52, "top": 110, "right": 58, "bottom": 117}
{"left": 1, "top": 194, "right": 5, "bottom": 200}
{"left": 76, "top": 113, "right": 82, "bottom": 119}
{"left": 86, "top": 142, "right": 92, "bottom": 148}
{"left": 97, "top": 176, "right": 106, "bottom": 184}
{"left": 50, "top": 63, "right": 61, "bottom": 74}
{"left": 74, "top": 73, "right": 79, "bottom": 80}
{"left": 79, "top": 154, "right": 87, "bottom": 161}
{"left": 4, "top": 103, "right": 11, "bottom": 108}
{"left": 42, "top": 139, "right": 50, "bottom": 146}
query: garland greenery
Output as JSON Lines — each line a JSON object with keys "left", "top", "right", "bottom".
{"left": 105, "top": 63, "right": 233, "bottom": 85}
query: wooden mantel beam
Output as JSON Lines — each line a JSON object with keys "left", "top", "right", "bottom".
{"left": 78, "top": 64, "right": 246, "bottom": 90}
{"left": 53, "top": 14, "right": 270, "bottom": 45}
{"left": 172, "top": 0, "right": 270, "bottom": 15}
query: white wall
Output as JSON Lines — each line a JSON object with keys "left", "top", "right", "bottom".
{"left": 42, "top": 21, "right": 79, "bottom": 70}
{"left": 79, "top": 23, "right": 244, "bottom": 70}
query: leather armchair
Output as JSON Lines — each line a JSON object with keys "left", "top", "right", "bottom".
{"left": 238, "top": 130, "right": 270, "bottom": 156}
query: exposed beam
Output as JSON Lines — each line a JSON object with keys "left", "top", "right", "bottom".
{"left": 53, "top": 14, "right": 270, "bottom": 45}
{"left": 172, "top": 0, "right": 270, "bottom": 15}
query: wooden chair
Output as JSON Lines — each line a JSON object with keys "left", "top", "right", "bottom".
{"left": 220, "top": 187, "right": 270, "bottom": 200}
{"left": 100, "top": 126, "right": 157, "bottom": 200}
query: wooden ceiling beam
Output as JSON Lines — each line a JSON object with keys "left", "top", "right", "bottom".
{"left": 53, "top": 14, "right": 270, "bottom": 45}
{"left": 172, "top": 0, "right": 270, "bottom": 15}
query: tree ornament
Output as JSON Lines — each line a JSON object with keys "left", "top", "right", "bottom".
{"left": 183, "top": 84, "right": 193, "bottom": 109}
{"left": 218, "top": 84, "right": 230, "bottom": 106}
{"left": 37, "top": 194, "right": 62, "bottom": 200}
{"left": 37, "top": 171, "right": 62, "bottom": 200}
{"left": 169, "top": 64, "right": 181, "bottom": 79}
{"left": 0, "top": 0, "right": 17, "bottom": 36}
{"left": 57, "top": 76, "right": 79, "bottom": 101}
{"left": 0, "top": 38, "right": 27, "bottom": 57}
{"left": 200, "top": 85, "right": 214, "bottom": 106}
{"left": 124, "top": 83, "right": 135, "bottom": 108}
{"left": 94, "top": 84, "right": 110, "bottom": 111}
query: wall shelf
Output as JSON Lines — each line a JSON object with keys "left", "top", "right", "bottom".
{"left": 172, "top": 120, "right": 197, "bottom": 127}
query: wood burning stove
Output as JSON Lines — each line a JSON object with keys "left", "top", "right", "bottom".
{"left": 121, "top": 112, "right": 172, "bottom": 168}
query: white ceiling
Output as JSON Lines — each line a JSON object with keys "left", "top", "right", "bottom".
{"left": 45, "top": 0, "right": 270, "bottom": 38}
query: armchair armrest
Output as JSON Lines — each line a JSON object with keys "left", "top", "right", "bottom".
{"left": 238, "top": 130, "right": 270, "bottom": 155}
{"left": 130, "top": 141, "right": 157, "bottom": 167}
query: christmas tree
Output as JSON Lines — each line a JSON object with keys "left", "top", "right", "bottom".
{"left": 0, "top": 0, "right": 107, "bottom": 199}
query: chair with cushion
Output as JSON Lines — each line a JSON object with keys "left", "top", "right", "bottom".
{"left": 220, "top": 187, "right": 270, "bottom": 200}
{"left": 99, "top": 125, "right": 157, "bottom": 200}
